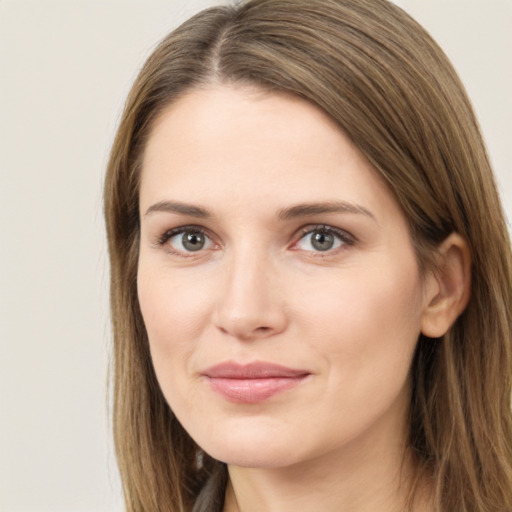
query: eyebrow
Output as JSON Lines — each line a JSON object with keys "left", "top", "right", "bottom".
{"left": 145, "top": 200, "right": 212, "bottom": 218}
{"left": 144, "top": 199, "right": 376, "bottom": 221}
{"left": 278, "top": 201, "right": 376, "bottom": 221}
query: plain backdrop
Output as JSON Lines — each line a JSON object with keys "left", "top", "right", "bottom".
{"left": 0, "top": 1, "right": 510, "bottom": 511}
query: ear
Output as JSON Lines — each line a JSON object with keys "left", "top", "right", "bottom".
{"left": 421, "top": 233, "right": 471, "bottom": 338}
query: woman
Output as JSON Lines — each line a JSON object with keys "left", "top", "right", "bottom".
{"left": 104, "top": 0, "right": 512, "bottom": 510}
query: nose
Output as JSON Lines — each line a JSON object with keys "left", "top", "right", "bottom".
{"left": 213, "top": 249, "right": 288, "bottom": 341}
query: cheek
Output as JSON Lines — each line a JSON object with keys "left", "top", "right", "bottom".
{"left": 136, "top": 267, "right": 217, "bottom": 424}
{"left": 136, "top": 266, "right": 213, "bottom": 381}
{"left": 294, "top": 257, "right": 424, "bottom": 380}
{"left": 285, "top": 260, "right": 424, "bottom": 444}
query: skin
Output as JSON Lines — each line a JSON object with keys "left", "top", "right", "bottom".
{"left": 137, "top": 84, "right": 467, "bottom": 511}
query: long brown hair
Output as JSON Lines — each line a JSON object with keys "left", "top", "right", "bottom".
{"left": 104, "top": 1, "right": 512, "bottom": 510}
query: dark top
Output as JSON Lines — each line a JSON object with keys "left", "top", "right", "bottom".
{"left": 192, "top": 464, "right": 228, "bottom": 512}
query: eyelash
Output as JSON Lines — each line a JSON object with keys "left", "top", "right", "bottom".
{"left": 293, "top": 224, "right": 355, "bottom": 255}
{"left": 157, "top": 226, "right": 197, "bottom": 245}
{"left": 156, "top": 225, "right": 214, "bottom": 254}
{"left": 156, "top": 224, "right": 355, "bottom": 256}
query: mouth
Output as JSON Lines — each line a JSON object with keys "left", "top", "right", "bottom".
{"left": 201, "top": 361, "right": 311, "bottom": 403}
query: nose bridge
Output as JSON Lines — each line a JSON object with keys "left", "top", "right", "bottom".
{"left": 214, "top": 242, "right": 286, "bottom": 339}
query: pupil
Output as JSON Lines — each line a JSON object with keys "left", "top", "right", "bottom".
{"left": 183, "top": 231, "right": 205, "bottom": 251}
{"left": 311, "top": 231, "right": 334, "bottom": 251}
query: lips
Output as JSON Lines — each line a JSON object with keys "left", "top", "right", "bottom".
{"left": 202, "top": 361, "right": 310, "bottom": 403}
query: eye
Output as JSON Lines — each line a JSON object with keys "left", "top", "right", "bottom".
{"left": 294, "top": 226, "right": 352, "bottom": 253}
{"left": 160, "top": 227, "right": 214, "bottom": 254}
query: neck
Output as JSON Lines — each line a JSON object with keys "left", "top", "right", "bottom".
{"left": 224, "top": 452, "right": 430, "bottom": 512}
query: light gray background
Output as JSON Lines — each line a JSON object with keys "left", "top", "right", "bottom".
{"left": 1, "top": 1, "right": 510, "bottom": 511}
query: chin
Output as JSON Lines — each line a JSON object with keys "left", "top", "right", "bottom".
{"left": 196, "top": 426, "right": 306, "bottom": 469}
{"left": 207, "top": 445, "right": 300, "bottom": 469}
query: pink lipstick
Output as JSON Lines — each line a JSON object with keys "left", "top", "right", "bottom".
{"left": 202, "top": 361, "right": 310, "bottom": 403}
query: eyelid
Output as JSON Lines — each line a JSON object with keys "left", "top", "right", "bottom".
{"left": 155, "top": 225, "right": 218, "bottom": 255}
{"left": 156, "top": 224, "right": 204, "bottom": 245}
{"left": 153, "top": 223, "right": 355, "bottom": 256}
{"left": 290, "top": 224, "right": 356, "bottom": 252}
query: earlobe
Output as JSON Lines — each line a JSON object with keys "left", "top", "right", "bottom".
{"left": 421, "top": 233, "right": 471, "bottom": 338}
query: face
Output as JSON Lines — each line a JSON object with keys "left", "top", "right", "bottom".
{"left": 137, "top": 85, "right": 430, "bottom": 469}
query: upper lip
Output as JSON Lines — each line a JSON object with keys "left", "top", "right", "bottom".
{"left": 202, "top": 361, "right": 310, "bottom": 379}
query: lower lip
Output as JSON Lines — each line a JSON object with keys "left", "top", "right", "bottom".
{"left": 206, "top": 376, "right": 308, "bottom": 403}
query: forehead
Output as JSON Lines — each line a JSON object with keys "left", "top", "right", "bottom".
{"left": 139, "top": 84, "right": 399, "bottom": 223}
